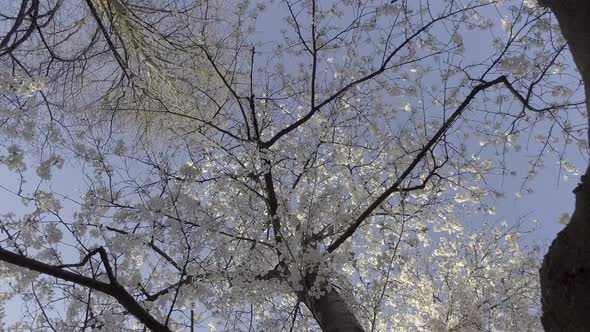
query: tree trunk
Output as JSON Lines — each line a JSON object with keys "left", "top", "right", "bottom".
{"left": 299, "top": 287, "right": 365, "bottom": 332}
{"left": 541, "top": 172, "right": 590, "bottom": 330}
{"left": 296, "top": 271, "right": 365, "bottom": 332}
{"left": 539, "top": 0, "right": 590, "bottom": 331}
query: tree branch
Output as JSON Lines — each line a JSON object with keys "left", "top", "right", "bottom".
{"left": 328, "top": 76, "right": 507, "bottom": 253}
{"left": 262, "top": 3, "right": 491, "bottom": 148}
{"left": 0, "top": 247, "right": 170, "bottom": 331}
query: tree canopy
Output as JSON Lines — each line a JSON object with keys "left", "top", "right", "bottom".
{"left": 0, "top": 0, "right": 586, "bottom": 331}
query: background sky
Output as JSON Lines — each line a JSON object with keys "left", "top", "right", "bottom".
{"left": 0, "top": 0, "right": 587, "bottom": 330}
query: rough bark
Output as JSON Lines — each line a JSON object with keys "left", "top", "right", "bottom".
{"left": 541, "top": 173, "right": 590, "bottom": 330}
{"left": 294, "top": 270, "right": 365, "bottom": 332}
{"left": 539, "top": 0, "right": 590, "bottom": 331}
{"left": 299, "top": 288, "right": 365, "bottom": 332}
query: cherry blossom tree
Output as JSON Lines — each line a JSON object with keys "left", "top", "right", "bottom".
{"left": 0, "top": 0, "right": 584, "bottom": 331}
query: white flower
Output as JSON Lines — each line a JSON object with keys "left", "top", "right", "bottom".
{"left": 45, "top": 223, "right": 63, "bottom": 244}
{"left": 402, "top": 103, "right": 412, "bottom": 112}
{"left": 501, "top": 17, "right": 511, "bottom": 34}
{"left": 34, "top": 191, "right": 62, "bottom": 212}
{"left": 36, "top": 155, "right": 64, "bottom": 180}
{"left": 523, "top": 0, "right": 537, "bottom": 8}
{"left": 558, "top": 213, "right": 570, "bottom": 225}
{"left": 0, "top": 73, "right": 47, "bottom": 96}
{"left": 178, "top": 160, "right": 201, "bottom": 180}
{"left": 2, "top": 145, "right": 26, "bottom": 171}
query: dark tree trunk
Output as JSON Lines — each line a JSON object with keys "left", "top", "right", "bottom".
{"left": 539, "top": 0, "right": 590, "bottom": 331}
{"left": 297, "top": 271, "right": 365, "bottom": 332}
{"left": 299, "top": 287, "right": 365, "bottom": 332}
{"left": 541, "top": 172, "right": 590, "bottom": 330}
